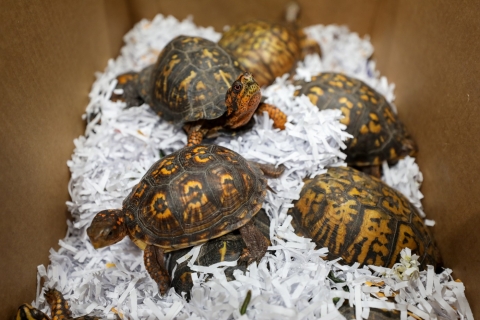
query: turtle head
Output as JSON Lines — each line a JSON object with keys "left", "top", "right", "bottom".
{"left": 225, "top": 72, "right": 262, "bottom": 129}
{"left": 87, "top": 209, "right": 127, "bottom": 249}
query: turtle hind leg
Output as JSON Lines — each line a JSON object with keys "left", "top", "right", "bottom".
{"left": 239, "top": 220, "right": 269, "bottom": 265}
{"left": 144, "top": 245, "right": 171, "bottom": 296}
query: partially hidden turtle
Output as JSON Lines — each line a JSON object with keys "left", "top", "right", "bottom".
{"left": 87, "top": 144, "right": 284, "bottom": 295}
{"left": 114, "top": 35, "right": 288, "bottom": 146}
{"left": 16, "top": 288, "right": 107, "bottom": 320}
{"left": 294, "top": 73, "right": 417, "bottom": 177}
{"left": 287, "top": 166, "right": 442, "bottom": 269}
{"left": 218, "top": 2, "right": 321, "bottom": 88}
{"left": 168, "top": 209, "right": 270, "bottom": 299}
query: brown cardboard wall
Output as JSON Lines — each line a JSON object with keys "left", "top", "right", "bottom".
{"left": 0, "top": 0, "right": 131, "bottom": 317}
{"left": 1, "top": 0, "right": 478, "bottom": 318}
{"left": 370, "top": 0, "right": 480, "bottom": 310}
{"left": 127, "top": 0, "right": 381, "bottom": 36}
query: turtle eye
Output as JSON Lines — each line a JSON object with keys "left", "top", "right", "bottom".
{"left": 233, "top": 82, "right": 242, "bottom": 92}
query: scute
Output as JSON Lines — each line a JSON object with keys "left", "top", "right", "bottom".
{"left": 177, "top": 145, "right": 217, "bottom": 169}
{"left": 169, "top": 171, "right": 221, "bottom": 233}
{"left": 138, "top": 186, "right": 184, "bottom": 237}
{"left": 147, "top": 155, "right": 181, "bottom": 184}
{"left": 206, "top": 164, "right": 247, "bottom": 210}
{"left": 288, "top": 166, "right": 441, "bottom": 269}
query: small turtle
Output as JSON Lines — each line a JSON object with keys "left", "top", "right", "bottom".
{"left": 218, "top": 2, "right": 321, "bottom": 87}
{"left": 87, "top": 145, "right": 284, "bottom": 295}
{"left": 115, "top": 35, "right": 287, "bottom": 146}
{"left": 168, "top": 209, "right": 270, "bottom": 299}
{"left": 287, "top": 166, "right": 441, "bottom": 269}
{"left": 294, "top": 73, "right": 417, "bottom": 177}
{"left": 16, "top": 288, "right": 104, "bottom": 320}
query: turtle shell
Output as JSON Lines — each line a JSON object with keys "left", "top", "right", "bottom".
{"left": 294, "top": 73, "right": 417, "bottom": 167}
{"left": 123, "top": 144, "right": 267, "bottom": 252}
{"left": 218, "top": 20, "right": 302, "bottom": 88}
{"left": 149, "top": 35, "right": 244, "bottom": 123}
{"left": 167, "top": 209, "right": 270, "bottom": 299}
{"left": 287, "top": 166, "right": 441, "bottom": 269}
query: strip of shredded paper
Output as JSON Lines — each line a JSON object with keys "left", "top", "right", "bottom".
{"left": 31, "top": 15, "right": 472, "bottom": 320}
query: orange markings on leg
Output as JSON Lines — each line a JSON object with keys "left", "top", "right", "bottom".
{"left": 256, "top": 103, "right": 287, "bottom": 130}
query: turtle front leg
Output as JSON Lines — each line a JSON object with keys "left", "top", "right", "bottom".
{"left": 144, "top": 245, "right": 171, "bottom": 296}
{"left": 239, "top": 220, "right": 269, "bottom": 265}
{"left": 183, "top": 123, "right": 209, "bottom": 146}
{"left": 256, "top": 102, "right": 287, "bottom": 130}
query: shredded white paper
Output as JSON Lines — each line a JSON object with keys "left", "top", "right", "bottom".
{"left": 31, "top": 14, "right": 472, "bottom": 320}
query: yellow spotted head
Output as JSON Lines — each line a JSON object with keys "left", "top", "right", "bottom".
{"left": 224, "top": 72, "right": 261, "bottom": 129}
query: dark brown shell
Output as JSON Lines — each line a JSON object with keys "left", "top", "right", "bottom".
{"left": 123, "top": 145, "right": 267, "bottom": 252}
{"left": 287, "top": 166, "right": 441, "bottom": 269}
{"left": 294, "top": 73, "right": 417, "bottom": 167}
{"left": 219, "top": 20, "right": 302, "bottom": 88}
{"left": 167, "top": 209, "right": 270, "bottom": 299}
{"left": 148, "top": 35, "right": 244, "bottom": 123}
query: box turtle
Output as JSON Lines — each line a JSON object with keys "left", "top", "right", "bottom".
{"left": 218, "top": 3, "right": 321, "bottom": 88}
{"left": 16, "top": 288, "right": 106, "bottom": 320}
{"left": 294, "top": 73, "right": 417, "bottom": 177}
{"left": 87, "top": 144, "right": 284, "bottom": 295}
{"left": 287, "top": 166, "right": 442, "bottom": 269}
{"left": 115, "top": 35, "right": 287, "bottom": 146}
{"left": 167, "top": 209, "right": 270, "bottom": 299}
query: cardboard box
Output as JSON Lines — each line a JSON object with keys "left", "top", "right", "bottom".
{"left": 1, "top": 0, "right": 478, "bottom": 318}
